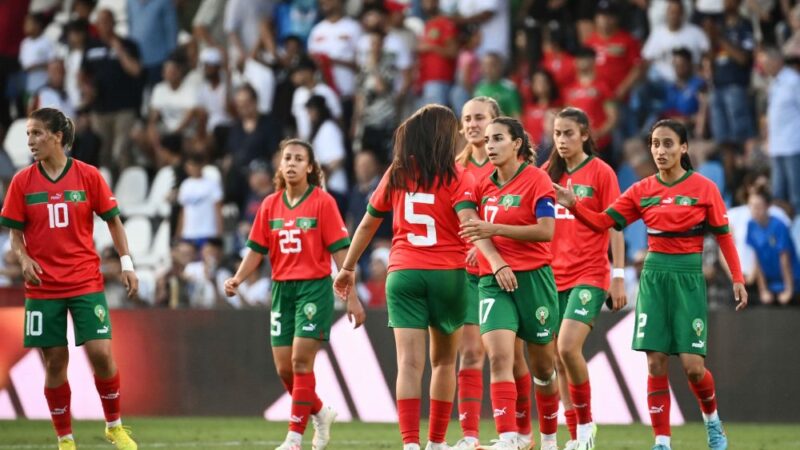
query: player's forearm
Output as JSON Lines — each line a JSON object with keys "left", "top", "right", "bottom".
{"left": 234, "top": 249, "right": 263, "bottom": 281}
{"left": 569, "top": 201, "right": 617, "bottom": 232}
{"left": 494, "top": 220, "right": 554, "bottom": 242}
{"left": 343, "top": 214, "right": 382, "bottom": 270}
{"left": 458, "top": 209, "right": 506, "bottom": 268}
{"left": 9, "top": 229, "right": 29, "bottom": 260}
{"left": 717, "top": 232, "right": 744, "bottom": 284}
{"left": 610, "top": 229, "right": 625, "bottom": 269}
{"left": 107, "top": 216, "right": 133, "bottom": 258}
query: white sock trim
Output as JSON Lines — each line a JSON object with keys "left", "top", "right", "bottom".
{"left": 702, "top": 410, "right": 719, "bottom": 422}
{"left": 655, "top": 435, "right": 671, "bottom": 446}
{"left": 58, "top": 434, "right": 74, "bottom": 442}
{"left": 286, "top": 430, "right": 303, "bottom": 443}
{"left": 541, "top": 432, "right": 557, "bottom": 443}
{"left": 106, "top": 419, "right": 122, "bottom": 428}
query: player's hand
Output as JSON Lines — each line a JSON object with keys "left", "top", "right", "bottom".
{"left": 609, "top": 277, "right": 627, "bottom": 311}
{"left": 488, "top": 258, "right": 517, "bottom": 292}
{"left": 333, "top": 269, "right": 355, "bottom": 299}
{"left": 465, "top": 246, "right": 478, "bottom": 267}
{"left": 778, "top": 289, "right": 793, "bottom": 305}
{"left": 20, "top": 256, "right": 43, "bottom": 286}
{"left": 733, "top": 282, "right": 748, "bottom": 311}
{"left": 759, "top": 289, "right": 773, "bottom": 304}
{"left": 223, "top": 276, "right": 241, "bottom": 297}
{"left": 552, "top": 179, "right": 577, "bottom": 208}
{"left": 121, "top": 271, "right": 139, "bottom": 298}
{"left": 459, "top": 219, "right": 497, "bottom": 242}
{"left": 346, "top": 293, "right": 366, "bottom": 329}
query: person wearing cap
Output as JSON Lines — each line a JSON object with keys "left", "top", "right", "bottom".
{"left": 196, "top": 46, "right": 232, "bottom": 156}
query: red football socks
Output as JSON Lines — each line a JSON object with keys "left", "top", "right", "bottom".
{"left": 428, "top": 399, "right": 453, "bottom": 443}
{"left": 490, "top": 381, "right": 517, "bottom": 434}
{"left": 280, "top": 373, "right": 323, "bottom": 415}
{"left": 397, "top": 398, "right": 421, "bottom": 444}
{"left": 45, "top": 382, "right": 72, "bottom": 437}
{"left": 689, "top": 369, "right": 718, "bottom": 415}
{"left": 288, "top": 372, "right": 315, "bottom": 434}
{"left": 569, "top": 381, "right": 593, "bottom": 424}
{"left": 458, "top": 369, "right": 483, "bottom": 438}
{"left": 515, "top": 374, "right": 532, "bottom": 435}
{"left": 94, "top": 372, "right": 121, "bottom": 423}
{"left": 564, "top": 408, "right": 577, "bottom": 440}
{"left": 648, "top": 375, "right": 671, "bottom": 437}
{"left": 534, "top": 389, "right": 560, "bottom": 435}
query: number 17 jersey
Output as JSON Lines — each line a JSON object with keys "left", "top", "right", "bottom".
{"left": 0, "top": 158, "right": 119, "bottom": 299}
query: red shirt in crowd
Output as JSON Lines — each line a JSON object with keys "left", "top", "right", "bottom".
{"left": 418, "top": 16, "right": 458, "bottom": 84}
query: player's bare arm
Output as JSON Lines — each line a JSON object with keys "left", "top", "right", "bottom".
{"left": 224, "top": 249, "right": 264, "bottom": 297}
{"left": 107, "top": 216, "right": 138, "bottom": 298}
{"left": 332, "top": 249, "right": 366, "bottom": 328}
{"left": 333, "top": 213, "right": 382, "bottom": 299}
{"left": 10, "top": 229, "right": 42, "bottom": 286}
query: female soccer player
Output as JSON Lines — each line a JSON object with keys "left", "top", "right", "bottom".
{"left": 333, "top": 105, "right": 514, "bottom": 450}
{"left": 455, "top": 97, "right": 535, "bottom": 450}
{"left": 553, "top": 119, "right": 748, "bottom": 450}
{"left": 0, "top": 108, "right": 138, "bottom": 450}
{"left": 224, "top": 139, "right": 366, "bottom": 450}
{"left": 460, "top": 117, "right": 561, "bottom": 450}
{"left": 543, "top": 107, "right": 626, "bottom": 450}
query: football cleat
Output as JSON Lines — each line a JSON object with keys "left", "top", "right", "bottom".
{"left": 104, "top": 425, "right": 137, "bottom": 450}
{"left": 516, "top": 433, "right": 534, "bottom": 450}
{"left": 311, "top": 405, "right": 337, "bottom": 449}
{"left": 651, "top": 445, "right": 671, "bottom": 450}
{"left": 477, "top": 438, "right": 517, "bottom": 450}
{"left": 57, "top": 438, "right": 76, "bottom": 450}
{"left": 563, "top": 440, "right": 579, "bottom": 450}
{"left": 425, "top": 442, "right": 451, "bottom": 450}
{"left": 452, "top": 437, "right": 480, "bottom": 450}
{"left": 705, "top": 419, "right": 728, "bottom": 449}
{"left": 539, "top": 442, "right": 559, "bottom": 450}
{"left": 274, "top": 438, "right": 302, "bottom": 450}
{"left": 577, "top": 423, "right": 597, "bottom": 450}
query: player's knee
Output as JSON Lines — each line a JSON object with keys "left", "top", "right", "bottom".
{"left": 683, "top": 364, "right": 705, "bottom": 383}
{"left": 487, "top": 352, "right": 513, "bottom": 375}
{"left": 530, "top": 360, "right": 555, "bottom": 381}
{"left": 44, "top": 355, "right": 68, "bottom": 378}
{"left": 460, "top": 345, "right": 485, "bottom": 368}
{"left": 557, "top": 340, "right": 581, "bottom": 364}
{"left": 291, "top": 356, "right": 313, "bottom": 374}
{"left": 276, "top": 367, "right": 293, "bottom": 383}
{"left": 647, "top": 356, "right": 668, "bottom": 376}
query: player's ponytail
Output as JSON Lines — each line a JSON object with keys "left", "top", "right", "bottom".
{"left": 273, "top": 139, "right": 323, "bottom": 191}
{"left": 490, "top": 116, "right": 536, "bottom": 164}
{"left": 546, "top": 107, "right": 597, "bottom": 183}
{"left": 456, "top": 96, "right": 501, "bottom": 167}
{"left": 29, "top": 107, "right": 75, "bottom": 151}
{"left": 649, "top": 119, "right": 693, "bottom": 171}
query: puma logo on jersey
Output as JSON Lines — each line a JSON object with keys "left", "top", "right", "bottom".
{"left": 97, "top": 326, "right": 109, "bottom": 334}
{"left": 51, "top": 406, "right": 68, "bottom": 415}
{"left": 51, "top": 193, "right": 62, "bottom": 201}
{"left": 493, "top": 407, "right": 507, "bottom": 417}
{"left": 662, "top": 197, "right": 674, "bottom": 204}
{"left": 516, "top": 411, "right": 527, "bottom": 419}
{"left": 302, "top": 323, "right": 317, "bottom": 332}
{"left": 459, "top": 412, "right": 468, "bottom": 422}
{"left": 289, "top": 415, "right": 304, "bottom": 423}
{"left": 544, "top": 412, "right": 559, "bottom": 420}
{"left": 650, "top": 405, "right": 665, "bottom": 414}
{"left": 692, "top": 340, "right": 705, "bottom": 349}
{"left": 285, "top": 220, "right": 295, "bottom": 227}
{"left": 536, "top": 328, "right": 551, "bottom": 338}
{"left": 574, "top": 308, "right": 589, "bottom": 316}
{"left": 100, "top": 391, "right": 120, "bottom": 400}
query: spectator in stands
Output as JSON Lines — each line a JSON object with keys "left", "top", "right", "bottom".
{"left": 306, "top": 95, "right": 347, "bottom": 203}
{"left": 127, "top": 0, "right": 179, "bottom": 86}
{"left": 449, "top": 25, "right": 482, "bottom": 116}
{"left": 0, "top": 0, "right": 29, "bottom": 131}
{"left": 563, "top": 47, "right": 618, "bottom": 158}
{"left": 747, "top": 188, "right": 800, "bottom": 305}
{"left": 384, "top": 1, "right": 416, "bottom": 117}
{"left": 177, "top": 153, "right": 223, "bottom": 248}
{"left": 540, "top": 23, "right": 577, "bottom": 95}
{"left": 183, "top": 238, "right": 230, "bottom": 308}
{"left": 241, "top": 158, "right": 274, "bottom": 223}
{"left": 290, "top": 57, "right": 341, "bottom": 141}
{"left": 0, "top": 239, "right": 22, "bottom": 287}
{"left": 82, "top": 9, "right": 142, "bottom": 173}
{"left": 345, "top": 148, "right": 392, "bottom": 240}
{"left": 417, "top": 0, "right": 458, "bottom": 108}
{"left": 70, "top": 110, "right": 102, "bottom": 167}
{"left": 474, "top": 52, "right": 522, "bottom": 118}
{"left": 781, "top": 3, "right": 800, "bottom": 56}
{"left": 192, "top": 0, "right": 227, "bottom": 49}
{"left": 707, "top": 0, "right": 756, "bottom": 145}
{"left": 272, "top": 0, "right": 319, "bottom": 46}
{"left": 660, "top": 47, "right": 708, "bottom": 138}
{"left": 155, "top": 240, "right": 197, "bottom": 308}
{"left": 195, "top": 46, "right": 232, "bottom": 158}
{"left": 19, "top": 12, "right": 55, "bottom": 98}
{"left": 522, "top": 68, "right": 560, "bottom": 161}
{"left": 765, "top": 46, "right": 800, "bottom": 216}
{"left": 63, "top": 19, "right": 91, "bottom": 111}
{"left": 71, "top": 0, "right": 98, "bottom": 39}
{"left": 642, "top": 0, "right": 709, "bottom": 83}
{"left": 28, "top": 60, "right": 74, "bottom": 118}
{"left": 455, "top": 0, "right": 511, "bottom": 61}
{"left": 224, "top": 83, "right": 282, "bottom": 210}
{"left": 364, "top": 246, "right": 389, "bottom": 307}
{"left": 225, "top": 0, "right": 277, "bottom": 70}
{"left": 101, "top": 246, "right": 139, "bottom": 308}
{"left": 146, "top": 52, "right": 200, "bottom": 161}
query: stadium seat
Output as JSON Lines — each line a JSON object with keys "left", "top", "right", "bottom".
{"left": 93, "top": 217, "right": 114, "bottom": 253}
{"left": 3, "top": 119, "right": 31, "bottom": 169}
{"left": 99, "top": 166, "right": 113, "bottom": 189}
{"left": 202, "top": 164, "right": 222, "bottom": 184}
{"left": 135, "top": 268, "right": 157, "bottom": 305}
{"left": 136, "top": 219, "right": 170, "bottom": 268}
{"left": 124, "top": 216, "right": 153, "bottom": 263}
{"left": 115, "top": 166, "right": 148, "bottom": 215}
{"left": 124, "top": 166, "right": 175, "bottom": 217}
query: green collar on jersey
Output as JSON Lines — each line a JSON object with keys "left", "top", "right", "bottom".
{"left": 37, "top": 157, "right": 73, "bottom": 184}
{"left": 282, "top": 184, "right": 315, "bottom": 210}
{"left": 565, "top": 154, "right": 593, "bottom": 175}
{"left": 469, "top": 156, "right": 489, "bottom": 167}
{"left": 656, "top": 169, "right": 694, "bottom": 187}
{"left": 490, "top": 161, "right": 528, "bottom": 188}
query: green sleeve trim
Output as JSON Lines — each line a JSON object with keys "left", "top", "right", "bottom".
{"left": 454, "top": 200, "right": 477, "bottom": 213}
{"left": 246, "top": 239, "right": 269, "bottom": 255}
{"left": 327, "top": 237, "right": 351, "bottom": 253}
{"left": 99, "top": 206, "right": 120, "bottom": 221}
{"left": 606, "top": 207, "right": 628, "bottom": 231}
{"left": 366, "top": 204, "right": 388, "bottom": 218}
{"left": 708, "top": 224, "right": 730, "bottom": 235}
{"left": 0, "top": 216, "right": 24, "bottom": 230}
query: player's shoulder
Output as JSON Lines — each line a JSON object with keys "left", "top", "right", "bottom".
{"left": 71, "top": 158, "right": 101, "bottom": 176}
{"left": 522, "top": 162, "right": 551, "bottom": 183}
{"left": 587, "top": 156, "right": 616, "bottom": 178}
{"left": 10, "top": 163, "right": 38, "bottom": 184}
{"left": 311, "top": 185, "right": 338, "bottom": 205}
{"left": 262, "top": 190, "right": 282, "bottom": 209}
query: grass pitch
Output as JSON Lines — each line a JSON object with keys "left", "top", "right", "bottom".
{"left": 0, "top": 418, "right": 798, "bottom": 449}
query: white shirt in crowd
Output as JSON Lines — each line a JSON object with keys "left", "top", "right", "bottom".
{"left": 183, "top": 261, "right": 232, "bottom": 309}
{"left": 311, "top": 120, "right": 347, "bottom": 195}
{"left": 292, "top": 83, "right": 342, "bottom": 141}
{"left": 150, "top": 77, "right": 200, "bottom": 133}
{"left": 64, "top": 48, "right": 83, "bottom": 109}
{"left": 456, "top": 0, "right": 510, "bottom": 60}
{"left": 356, "top": 31, "right": 414, "bottom": 93}
{"left": 19, "top": 34, "right": 56, "bottom": 93}
{"left": 223, "top": 0, "right": 275, "bottom": 54}
{"left": 642, "top": 23, "right": 709, "bottom": 82}
{"left": 197, "top": 78, "right": 232, "bottom": 132}
{"left": 178, "top": 175, "right": 223, "bottom": 240}
{"left": 308, "top": 16, "right": 363, "bottom": 98}
{"left": 35, "top": 87, "right": 75, "bottom": 119}
{"left": 242, "top": 58, "right": 275, "bottom": 114}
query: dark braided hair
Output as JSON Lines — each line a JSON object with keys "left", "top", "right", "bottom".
{"left": 490, "top": 116, "right": 536, "bottom": 164}
{"left": 29, "top": 108, "right": 75, "bottom": 151}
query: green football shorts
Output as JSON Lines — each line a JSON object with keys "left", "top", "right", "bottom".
{"left": 386, "top": 269, "right": 467, "bottom": 335}
{"left": 558, "top": 285, "right": 606, "bottom": 328}
{"left": 464, "top": 272, "right": 480, "bottom": 326}
{"left": 24, "top": 292, "right": 111, "bottom": 347}
{"left": 270, "top": 277, "right": 334, "bottom": 347}
{"left": 633, "top": 252, "right": 709, "bottom": 356}
{"left": 478, "top": 266, "right": 559, "bottom": 344}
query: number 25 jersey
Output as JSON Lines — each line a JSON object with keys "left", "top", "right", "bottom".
{"left": 0, "top": 158, "right": 119, "bottom": 299}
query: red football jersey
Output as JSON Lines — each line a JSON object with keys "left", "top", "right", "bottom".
{"left": 584, "top": 31, "right": 642, "bottom": 93}
{"left": 464, "top": 157, "right": 496, "bottom": 275}
{"left": 248, "top": 186, "right": 350, "bottom": 281}
{"left": 368, "top": 166, "right": 476, "bottom": 272}
{"left": 606, "top": 171, "right": 729, "bottom": 253}
{"left": 474, "top": 163, "right": 555, "bottom": 275}
{"left": 544, "top": 156, "right": 620, "bottom": 291}
{"left": 0, "top": 158, "right": 118, "bottom": 298}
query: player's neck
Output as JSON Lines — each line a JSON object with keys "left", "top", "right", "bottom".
{"left": 285, "top": 181, "right": 310, "bottom": 205}
{"left": 496, "top": 160, "right": 522, "bottom": 184}
{"left": 470, "top": 144, "right": 487, "bottom": 164}
{"left": 39, "top": 153, "right": 69, "bottom": 179}
{"left": 658, "top": 166, "right": 687, "bottom": 184}
{"left": 564, "top": 152, "right": 588, "bottom": 172}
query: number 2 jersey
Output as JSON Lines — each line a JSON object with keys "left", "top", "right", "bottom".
{"left": 0, "top": 158, "right": 119, "bottom": 299}
{"left": 247, "top": 185, "right": 350, "bottom": 281}
{"left": 368, "top": 166, "right": 476, "bottom": 272}
{"left": 474, "top": 163, "right": 556, "bottom": 276}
